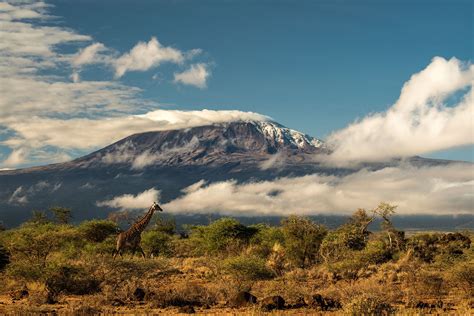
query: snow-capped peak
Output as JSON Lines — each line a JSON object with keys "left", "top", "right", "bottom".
{"left": 250, "top": 121, "right": 323, "bottom": 149}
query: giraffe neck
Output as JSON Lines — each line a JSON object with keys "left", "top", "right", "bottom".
{"left": 132, "top": 206, "right": 155, "bottom": 233}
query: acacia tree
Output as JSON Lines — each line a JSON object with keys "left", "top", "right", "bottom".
{"left": 373, "top": 202, "right": 404, "bottom": 250}
{"left": 49, "top": 207, "right": 72, "bottom": 224}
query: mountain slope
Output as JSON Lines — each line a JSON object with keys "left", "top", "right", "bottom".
{"left": 0, "top": 120, "right": 459, "bottom": 226}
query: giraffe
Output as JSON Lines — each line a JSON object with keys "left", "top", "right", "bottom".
{"left": 112, "top": 202, "right": 163, "bottom": 259}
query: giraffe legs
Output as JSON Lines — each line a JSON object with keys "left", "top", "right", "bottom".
{"left": 137, "top": 246, "right": 146, "bottom": 259}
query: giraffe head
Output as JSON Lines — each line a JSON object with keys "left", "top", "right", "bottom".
{"left": 151, "top": 201, "right": 164, "bottom": 212}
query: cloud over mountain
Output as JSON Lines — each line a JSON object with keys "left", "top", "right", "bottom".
{"left": 326, "top": 57, "right": 473, "bottom": 164}
{"left": 97, "top": 188, "right": 160, "bottom": 209}
{"left": 163, "top": 163, "right": 473, "bottom": 216}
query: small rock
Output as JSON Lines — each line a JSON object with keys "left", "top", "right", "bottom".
{"left": 177, "top": 305, "right": 195, "bottom": 314}
{"left": 260, "top": 295, "right": 285, "bottom": 311}
{"left": 229, "top": 291, "right": 257, "bottom": 307}
{"left": 133, "top": 287, "right": 146, "bottom": 301}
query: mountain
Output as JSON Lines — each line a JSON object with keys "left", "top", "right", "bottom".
{"left": 0, "top": 120, "right": 458, "bottom": 226}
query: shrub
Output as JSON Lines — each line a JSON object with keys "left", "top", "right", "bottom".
{"left": 190, "top": 218, "right": 258, "bottom": 255}
{"left": 49, "top": 206, "right": 72, "bottom": 224}
{"left": 83, "top": 235, "right": 116, "bottom": 255}
{"left": 327, "top": 240, "right": 392, "bottom": 280}
{"left": 223, "top": 255, "right": 274, "bottom": 280}
{"left": 407, "top": 232, "right": 471, "bottom": 264}
{"left": 46, "top": 265, "right": 100, "bottom": 296}
{"left": 344, "top": 294, "right": 393, "bottom": 315}
{"left": 449, "top": 262, "right": 474, "bottom": 297}
{"left": 141, "top": 230, "right": 173, "bottom": 257}
{"left": 3, "top": 223, "right": 77, "bottom": 268}
{"left": 78, "top": 220, "right": 119, "bottom": 243}
{"left": 249, "top": 224, "right": 284, "bottom": 258}
{"left": 282, "top": 216, "right": 327, "bottom": 268}
{"left": 320, "top": 209, "right": 374, "bottom": 263}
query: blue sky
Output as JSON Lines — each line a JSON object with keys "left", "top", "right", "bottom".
{"left": 0, "top": 0, "right": 472, "bottom": 168}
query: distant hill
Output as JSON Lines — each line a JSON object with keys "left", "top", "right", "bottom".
{"left": 0, "top": 120, "right": 465, "bottom": 227}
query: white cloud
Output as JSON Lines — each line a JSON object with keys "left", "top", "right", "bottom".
{"left": 163, "top": 163, "right": 474, "bottom": 216}
{"left": 72, "top": 42, "right": 106, "bottom": 67}
{"left": 138, "top": 109, "right": 270, "bottom": 126}
{"left": 2, "top": 110, "right": 268, "bottom": 153}
{"left": 114, "top": 37, "right": 184, "bottom": 78}
{"left": 326, "top": 57, "right": 474, "bottom": 164}
{"left": 2, "top": 148, "right": 27, "bottom": 167}
{"left": 97, "top": 188, "right": 160, "bottom": 209}
{"left": 173, "top": 63, "right": 210, "bottom": 88}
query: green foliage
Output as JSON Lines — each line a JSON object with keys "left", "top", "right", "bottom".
{"left": 142, "top": 230, "right": 173, "bottom": 256}
{"left": 249, "top": 224, "right": 284, "bottom": 258}
{"left": 49, "top": 206, "right": 72, "bottom": 224}
{"left": 190, "top": 218, "right": 258, "bottom": 255}
{"left": 2, "top": 223, "right": 77, "bottom": 268}
{"left": 29, "top": 210, "right": 49, "bottom": 225}
{"left": 78, "top": 220, "right": 119, "bottom": 242}
{"left": 320, "top": 209, "right": 374, "bottom": 263}
{"left": 281, "top": 216, "right": 327, "bottom": 268}
{"left": 407, "top": 232, "right": 471, "bottom": 263}
{"left": 82, "top": 236, "right": 116, "bottom": 255}
{"left": 328, "top": 240, "right": 393, "bottom": 280}
{"left": 223, "top": 255, "right": 274, "bottom": 280}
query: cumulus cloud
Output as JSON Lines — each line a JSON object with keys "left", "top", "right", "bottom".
{"left": 72, "top": 42, "right": 107, "bottom": 67}
{"left": 164, "top": 163, "right": 474, "bottom": 216}
{"left": 114, "top": 37, "right": 184, "bottom": 78}
{"left": 97, "top": 188, "right": 160, "bottom": 209}
{"left": 174, "top": 63, "right": 210, "bottom": 88}
{"left": 326, "top": 57, "right": 473, "bottom": 164}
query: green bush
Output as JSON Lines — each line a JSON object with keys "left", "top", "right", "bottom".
{"left": 249, "top": 224, "right": 284, "bottom": 258}
{"left": 282, "top": 216, "right": 327, "bottom": 268}
{"left": 320, "top": 210, "right": 374, "bottom": 263}
{"left": 190, "top": 218, "right": 258, "bottom": 255}
{"left": 78, "top": 220, "right": 119, "bottom": 243}
{"left": 83, "top": 235, "right": 116, "bottom": 255}
{"left": 327, "top": 240, "right": 392, "bottom": 280}
{"left": 2, "top": 223, "right": 78, "bottom": 268}
{"left": 223, "top": 255, "right": 274, "bottom": 280}
{"left": 142, "top": 230, "right": 173, "bottom": 257}
{"left": 407, "top": 232, "right": 471, "bottom": 264}
{"left": 6, "top": 262, "right": 44, "bottom": 280}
